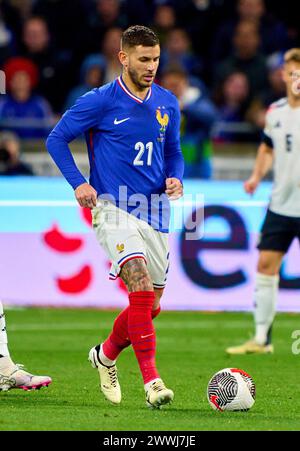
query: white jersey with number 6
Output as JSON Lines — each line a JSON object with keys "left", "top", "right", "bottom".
{"left": 264, "top": 97, "right": 300, "bottom": 217}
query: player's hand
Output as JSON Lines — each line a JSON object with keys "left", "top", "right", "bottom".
{"left": 75, "top": 183, "right": 97, "bottom": 209}
{"left": 165, "top": 178, "right": 183, "bottom": 201}
{"left": 244, "top": 175, "right": 260, "bottom": 195}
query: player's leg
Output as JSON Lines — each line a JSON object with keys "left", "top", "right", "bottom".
{"left": 89, "top": 288, "right": 163, "bottom": 403}
{"left": 135, "top": 228, "right": 173, "bottom": 408}
{"left": 0, "top": 301, "right": 52, "bottom": 391}
{"left": 226, "top": 210, "right": 292, "bottom": 355}
{"left": 227, "top": 251, "right": 284, "bottom": 354}
{"left": 89, "top": 202, "right": 163, "bottom": 404}
{"left": 226, "top": 251, "right": 283, "bottom": 355}
{"left": 0, "top": 301, "right": 9, "bottom": 358}
{"left": 227, "top": 251, "right": 283, "bottom": 353}
{"left": 153, "top": 288, "right": 163, "bottom": 314}
{"left": 100, "top": 288, "right": 162, "bottom": 364}
{"left": 120, "top": 259, "right": 173, "bottom": 409}
{"left": 0, "top": 300, "right": 13, "bottom": 390}
{"left": 254, "top": 250, "right": 283, "bottom": 345}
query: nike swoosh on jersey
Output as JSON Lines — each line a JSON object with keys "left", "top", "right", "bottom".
{"left": 141, "top": 333, "right": 154, "bottom": 339}
{"left": 114, "top": 117, "right": 130, "bottom": 125}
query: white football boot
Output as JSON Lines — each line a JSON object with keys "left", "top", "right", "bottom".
{"left": 88, "top": 345, "right": 121, "bottom": 405}
{"left": 145, "top": 379, "right": 174, "bottom": 409}
{"left": 226, "top": 339, "right": 274, "bottom": 355}
{"left": 0, "top": 357, "right": 52, "bottom": 391}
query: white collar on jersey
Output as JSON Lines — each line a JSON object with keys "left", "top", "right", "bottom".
{"left": 117, "top": 76, "right": 152, "bottom": 104}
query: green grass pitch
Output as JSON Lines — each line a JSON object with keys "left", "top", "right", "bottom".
{"left": 1, "top": 308, "right": 300, "bottom": 431}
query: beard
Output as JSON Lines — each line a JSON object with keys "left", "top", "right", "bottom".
{"left": 128, "top": 66, "right": 153, "bottom": 90}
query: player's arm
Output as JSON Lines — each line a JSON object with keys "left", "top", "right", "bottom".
{"left": 245, "top": 112, "right": 274, "bottom": 195}
{"left": 245, "top": 143, "right": 273, "bottom": 195}
{"left": 46, "top": 90, "right": 103, "bottom": 208}
{"left": 164, "top": 98, "right": 185, "bottom": 200}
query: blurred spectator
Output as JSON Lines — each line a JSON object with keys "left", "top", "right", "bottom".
{"left": 78, "top": 26, "right": 122, "bottom": 91}
{"left": 176, "top": 0, "right": 234, "bottom": 62}
{"left": 159, "top": 28, "right": 202, "bottom": 79}
{"left": 64, "top": 55, "right": 105, "bottom": 111}
{"left": 8, "top": 0, "right": 32, "bottom": 21}
{"left": 161, "top": 65, "right": 218, "bottom": 178}
{"left": 270, "top": 0, "right": 300, "bottom": 49}
{"left": 21, "top": 16, "right": 73, "bottom": 113}
{"left": 151, "top": 4, "right": 177, "bottom": 46}
{"left": 124, "top": 0, "right": 154, "bottom": 26}
{"left": 0, "top": 9, "right": 16, "bottom": 64}
{"left": 32, "top": 0, "right": 88, "bottom": 52}
{"left": 215, "top": 20, "right": 269, "bottom": 97}
{"left": 0, "top": 131, "right": 34, "bottom": 175}
{"left": 259, "top": 52, "right": 286, "bottom": 107}
{"left": 213, "top": 71, "right": 261, "bottom": 142}
{"left": 101, "top": 27, "right": 123, "bottom": 83}
{"left": 245, "top": 52, "right": 286, "bottom": 130}
{"left": 0, "top": 0, "right": 23, "bottom": 50}
{"left": 212, "top": 0, "right": 289, "bottom": 63}
{"left": 84, "top": 0, "right": 128, "bottom": 55}
{"left": 0, "top": 57, "right": 53, "bottom": 139}
{"left": 215, "top": 72, "right": 251, "bottom": 123}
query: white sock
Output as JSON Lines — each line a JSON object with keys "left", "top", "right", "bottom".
{"left": 254, "top": 273, "right": 279, "bottom": 345}
{"left": 0, "top": 301, "right": 10, "bottom": 358}
{"left": 0, "top": 355, "right": 15, "bottom": 374}
{"left": 144, "top": 378, "right": 161, "bottom": 392}
{"left": 99, "top": 344, "right": 116, "bottom": 367}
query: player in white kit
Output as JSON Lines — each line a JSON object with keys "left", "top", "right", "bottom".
{"left": 227, "top": 48, "right": 300, "bottom": 354}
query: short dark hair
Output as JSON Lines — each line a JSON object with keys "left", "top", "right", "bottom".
{"left": 121, "top": 25, "right": 159, "bottom": 49}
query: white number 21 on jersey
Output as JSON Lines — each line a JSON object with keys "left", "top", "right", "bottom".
{"left": 133, "top": 142, "right": 153, "bottom": 166}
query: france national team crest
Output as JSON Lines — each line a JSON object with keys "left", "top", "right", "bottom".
{"left": 116, "top": 243, "right": 125, "bottom": 254}
{"left": 156, "top": 106, "right": 169, "bottom": 142}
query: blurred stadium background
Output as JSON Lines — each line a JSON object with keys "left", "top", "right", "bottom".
{"left": 1, "top": 0, "right": 300, "bottom": 311}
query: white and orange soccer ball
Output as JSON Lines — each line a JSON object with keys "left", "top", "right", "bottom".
{"left": 207, "top": 368, "right": 256, "bottom": 412}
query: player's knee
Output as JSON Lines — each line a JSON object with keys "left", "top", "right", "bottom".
{"left": 121, "top": 258, "right": 153, "bottom": 292}
{"left": 153, "top": 300, "right": 160, "bottom": 311}
{"left": 154, "top": 289, "right": 163, "bottom": 306}
{"left": 257, "top": 255, "right": 279, "bottom": 276}
{"left": 153, "top": 300, "right": 161, "bottom": 312}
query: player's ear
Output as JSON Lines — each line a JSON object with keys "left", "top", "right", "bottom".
{"left": 119, "top": 50, "right": 128, "bottom": 69}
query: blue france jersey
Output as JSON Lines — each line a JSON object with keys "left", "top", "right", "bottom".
{"left": 46, "top": 76, "right": 184, "bottom": 232}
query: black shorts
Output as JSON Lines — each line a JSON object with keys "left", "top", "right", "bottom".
{"left": 257, "top": 209, "right": 300, "bottom": 253}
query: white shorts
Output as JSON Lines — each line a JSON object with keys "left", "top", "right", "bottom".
{"left": 92, "top": 200, "right": 169, "bottom": 289}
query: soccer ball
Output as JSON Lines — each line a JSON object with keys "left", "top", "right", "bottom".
{"left": 207, "top": 368, "right": 256, "bottom": 412}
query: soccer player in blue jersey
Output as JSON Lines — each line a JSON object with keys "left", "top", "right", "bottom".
{"left": 46, "top": 25, "right": 184, "bottom": 409}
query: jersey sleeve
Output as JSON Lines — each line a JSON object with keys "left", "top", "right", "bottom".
{"left": 46, "top": 89, "right": 104, "bottom": 190}
{"left": 261, "top": 109, "right": 274, "bottom": 148}
{"left": 164, "top": 97, "right": 184, "bottom": 183}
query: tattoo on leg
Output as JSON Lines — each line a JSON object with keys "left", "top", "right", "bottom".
{"left": 120, "top": 258, "right": 153, "bottom": 293}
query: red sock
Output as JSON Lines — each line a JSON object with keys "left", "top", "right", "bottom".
{"left": 102, "top": 306, "right": 161, "bottom": 362}
{"left": 102, "top": 307, "right": 130, "bottom": 361}
{"left": 128, "top": 291, "right": 160, "bottom": 384}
